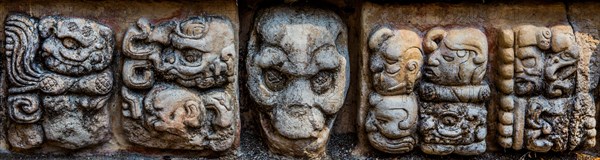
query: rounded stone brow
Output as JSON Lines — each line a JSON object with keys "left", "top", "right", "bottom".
{"left": 255, "top": 7, "right": 344, "bottom": 51}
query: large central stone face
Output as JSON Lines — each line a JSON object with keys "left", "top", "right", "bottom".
{"left": 246, "top": 6, "right": 349, "bottom": 157}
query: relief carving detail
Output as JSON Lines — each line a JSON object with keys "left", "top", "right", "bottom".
{"left": 365, "top": 26, "right": 422, "bottom": 154}
{"left": 417, "top": 27, "right": 489, "bottom": 155}
{"left": 496, "top": 25, "right": 595, "bottom": 152}
{"left": 246, "top": 6, "right": 349, "bottom": 157}
{"left": 4, "top": 13, "right": 114, "bottom": 149}
{"left": 120, "top": 16, "right": 238, "bottom": 152}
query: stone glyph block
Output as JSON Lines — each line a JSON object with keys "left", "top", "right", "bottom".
{"left": 4, "top": 13, "right": 115, "bottom": 150}
{"left": 364, "top": 26, "right": 422, "bottom": 154}
{"left": 418, "top": 27, "right": 489, "bottom": 155}
{"left": 359, "top": 26, "right": 490, "bottom": 156}
{"left": 357, "top": 2, "right": 491, "bottom": 156}
{"left": 246, "top": 6, "right": 349, "bottom": 157}
{"left": 495, "top": 24, "right": 595, "bottom": 152}
{"left": 120, "top": 15, "right": 239, "bottom": 153}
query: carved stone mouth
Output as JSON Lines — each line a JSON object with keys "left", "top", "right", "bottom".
{"left": 367, "top": 132, "right": 416, "bottom": 154}
{"left": 271, "top": 105, "right": 326, "bottom": 139}
{"left": 424, "top": 68, "right": 435, "bottom": 76}
{"left": 423, "top": 67, "right": 438, "bottom": 80}
{"left": 514, "top": 76, "right": 536, "bottom": 94}
{"left": 435, "top": 127, "right": 463, "bottom": 140}
{"left": 515, "top": 77, "right": 530, "bottom": 83}
{"left": 45, "top": 55, "right": 86, "bottom": 75}
{"left": 43, "top": 47, "right": 109, "bottom": 75}
{"left": 258, "top": 111, "right": 331, "bottom": 156}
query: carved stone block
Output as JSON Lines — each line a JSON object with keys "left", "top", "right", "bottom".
{"left": 120, "top": 16, "right": 239, "bottom": 153}
{"left": 495, "top": 25, "right": 595, "bottom": 152}
{"left": 4, "top": 13, "right": 114, "bottom": 150}
{"left": 418, "top": 27, "right": 489, "bottom": 155}
{"left": 362, "top": 26, "right": 422, "bottom": 154}
{"left": 246, "top": 6, "right": 349, "bottom": 157}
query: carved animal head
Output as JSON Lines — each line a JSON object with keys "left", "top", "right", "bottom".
{"left": 544, "top": 25, "right": 579, "bottom": 97}
{"left": 246, "top": 6, "right": 349, "bottom": 156}
{"left": 368, "top": 27, "right": 423, "bottom": 95}
{"left": 423, "top": 27, "right": 488, "bottom": 86}
{"left": 420, "top": 103, "right": 485, "bottom": 144}
{"left": 39, "top": 17, "right": 114, "bottom": 76}
{"left": 144, "top": 85, "right": 203, "bottom": 137}
{"left": 123, "top": 17, "right": 236, "bottom": 89}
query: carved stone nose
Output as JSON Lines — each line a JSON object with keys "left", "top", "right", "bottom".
{"left": 426, "top": 57, "right": 440, "bottom": 66}
{"left": 287, "top": 104, "right": 310, "bottom": 117}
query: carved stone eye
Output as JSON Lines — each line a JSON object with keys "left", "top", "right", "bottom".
{"left": 456, "top": 50, "right": 467, "bottom": 57}
{"left": 264, "top": 69, "right": 286, "bottom": 91}
{"left": 560, "top": 52, "right": 572, "bottom": 60}
{"left": 384, "top": 57, "right": 398, "bottom": 64}
{"left": 185, "top": 55, "right": 196, "bottom": 62}
{"left": 311, "top": 71, "right": 333, "bottom": 94}
{"left": 521, "top": 57, "right": 537, "bottom": 68}
{"left": 184, "top": 50, "right": 203, "bottom": 63}
{"left": 440, "top": 114, "right": 459, "bottom": 126}
{"left": 442, "top": 55, "right": 454, "bottom": 62}
{"left": 61, "top": 38, "right": 79, "bottom": 49}
{"left": 376, "top": 117, "right": 389, "bottom": 125}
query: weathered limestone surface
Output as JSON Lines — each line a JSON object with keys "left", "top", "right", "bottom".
{"left": 0, "top": 0, "right": 599, "bottom": 159}
{"left": 569, "top": 1, "right": 600, "bottom": 156}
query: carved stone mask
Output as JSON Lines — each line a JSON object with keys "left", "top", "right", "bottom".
{"left": 365, "top": 93, "right": 418, "bottom": 153}
{"left": 513, "top": 26, "right": 549, "bottom": 96}
{"left": 4, "top": 14, "right": 115, "bottom": 150}
{"left": 421, "top": 103, "right": 486, "bottom": 145}
{"left": 544, "top": 26, "right": 579, "bottom": 97}
{"left": 247, "top": 6, "right": 349, "bottom": 156}
{"left": 39, "top": 17, "right": 114, "bottom": 76}
{"left": 368, "top": 28, "right": 423, "bottom": 95}
{"left": 143, "top": 85, "right": 203, "bottom": 137}
{"left": 423, "top": 27, "right": 487, "bottom": 86}
{"left": 514, "top": 47, "right": 544, "bottom": 96}
{"left": 123, "top": 17, "right": 236, "bottom": 89}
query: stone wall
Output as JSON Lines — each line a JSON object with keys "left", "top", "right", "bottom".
{"left": 1, "top": 0, "right": 600, "bottom": 159}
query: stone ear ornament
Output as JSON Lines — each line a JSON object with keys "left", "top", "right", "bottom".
{"left": 246, "top": 6, "right": 349, "bottom": 157}
{"left": 4, "top": 13, "right": 115, "bottom": 150}
{"left": 120, "top": 16, "right": 238, "bottom": 152}
{"left": 496, "top": 25, "right": 595, "bottom": 152}
{"left": 418, "top": 27, "right": 489, "bottom": 155}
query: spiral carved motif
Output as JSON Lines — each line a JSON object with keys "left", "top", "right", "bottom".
{"left": 8, "top": 94, "right": 42, "bottom": 124}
